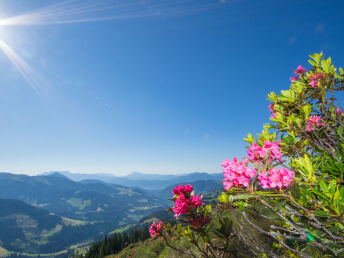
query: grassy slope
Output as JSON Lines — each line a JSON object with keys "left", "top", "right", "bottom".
{"left": 105, "top": 238, "right": 193, "bottom": 258}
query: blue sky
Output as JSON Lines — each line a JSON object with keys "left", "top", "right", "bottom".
{"left": 0, "top": 0, "right": 343, "bottom": 175}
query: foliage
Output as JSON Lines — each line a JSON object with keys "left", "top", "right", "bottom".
{"left": 145, "top": 53, "right": 344, "bottom": 257}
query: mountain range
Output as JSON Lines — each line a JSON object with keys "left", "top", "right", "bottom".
{"left": 0, "top": 171, "right": 223, "bottom": 256}
{"left": 41, "top": 171, "right": 222, "bottom": 190}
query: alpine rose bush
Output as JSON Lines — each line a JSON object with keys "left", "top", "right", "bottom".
{"left": 149, "top": 53, "right": 344, "bottom": 258}
{"left": 149, "top": 221, "right": 163, "bottom": 238}
{"left": 172, "top": 186, "right": 204, "bottom": 217}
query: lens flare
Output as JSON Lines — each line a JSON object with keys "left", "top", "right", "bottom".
{"left": 0, "top": 0, "right": 222, "bottom": 26}
{"left": 0, "top": 39, "right": 53, "bottom": 98}
{"left": 0, "top": 0, "right": 228, "bottom": 97}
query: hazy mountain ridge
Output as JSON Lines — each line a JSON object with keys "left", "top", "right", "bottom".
{"left": 42, "top": 171, "right": 222, "bottom": 190}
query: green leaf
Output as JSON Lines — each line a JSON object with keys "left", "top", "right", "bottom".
{"left": 328, "top": 181, "right": 336, "bottom": 195}
{"left": 308, "top": 59, "right": 317, "bottom": 66}
{"left": 319, "top": 181, "right": 329, "bottom": 193}
{"left": 302, "top": 104, "right": 312, "bottom": 117}
{"left": 340, "top": 67, "right": 344, "bottom": 76}
{"left": 272, "top": 200, "right": 288, "bottom": 211}
{"left": 267, "top": 92, "right": 278, "bottom": 102}
{"left": 229, "top": 194, "right": 255, "bottom": 202}
{"left": 321, "top": 57, "right": 332, "bottom": 73}
{"left": 244, "top": 133, "right": 255, "bottom": 143}
{"left": 313, "top": 210, "right": 332, "bottom": 217}
{"left": 218, "top": 192, "right": 229, "bottom": 203}
{"left": 280, "top": 89, "right": 296, "bottom": 102}
{"left": 337, "top": 126, "right": 343, "bottom": 138}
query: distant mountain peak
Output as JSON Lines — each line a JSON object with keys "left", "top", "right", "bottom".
{"left": 45, "top": 172, "right": 68, "bottom": 178}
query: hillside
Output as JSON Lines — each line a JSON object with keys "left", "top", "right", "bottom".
{"left": 0, "top": 199, "right": 99, "bottom": 255}
{"left": 0, "top": 173, "right": 166, "bottom": 224}
{"left": 0, "top": 173, "right": 167, "bottom": 255}
{"left": 83, "top": 188, "right": 223, "bottom": 258}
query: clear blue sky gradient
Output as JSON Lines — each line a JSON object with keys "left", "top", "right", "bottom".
{"left": 0, "top": 0, "right": 343, "bottom": 175}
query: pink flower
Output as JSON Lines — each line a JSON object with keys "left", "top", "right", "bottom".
{"left": 172, "top": 191, "right": 204, "bottom": 217}
{"left": 308, "top": 73, "right": 324, "bottom": 88}
{"left": 268, "top": 103, "right": 275, "bottom": 112}
{"left": 223, "top": 181, "right": 234, "bottom": 190}
{"left": 247, "top": 141, "right": 283, "bottom": 162}
{"left": 306, "top": 115, "right": 325, "bottom": 132}
{"left": 222, "top": 157, "right": 256, "bottom": 190}
{"left": 190, "top": 195, "right": 204, "bottom": 207}
{"left": 268, "top": 103, "right": 277, "bottom": 119}
{"left": 172, "top": 184, "right": 193, "bottom": 196}
{"left": 172, "top": 193, "right": 189, "bottom": 217}
{"left": 290, "top": 76, "right": 298, "bottom": 82}
{"left": 270, "top": 112, "right": 277, "bottom": 119}
{"left": 258, "top": 172, "right": 270, "bottom": 189}
{"left": 149, "top": 221, "right": 163, "bottom": 237}
{"left": 258, "top": 168, "right": 294, "bottom": 190}
{"left": 337, "top": 108, "right": 343, "bottom": 116}
{"left": 294, "top": 65, "right": 306, "bottom": 75}
{"left": 309, "top": 80, "right": 318, "bottom": 87}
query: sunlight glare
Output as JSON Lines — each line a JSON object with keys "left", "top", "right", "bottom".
{"left": 0, "top": 39, "right": 53, "bottom": 98}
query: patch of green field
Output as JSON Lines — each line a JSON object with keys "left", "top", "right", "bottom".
{"left": 127, "top": 214, "right": 142, "bottom": 221}
{"left": 129, "top": 205, "right": 161, "bottom": 212}
{"left": 66, "top": 198, "right": 91, "bottom": 210}
{"left": 9, "top": 249, "right": 67, "bottom": 257}
{"left": 61, "top": 216, "right": 88, "bottom": 226}
{"left": 109, "top": 224, "right": 132, "bottom": 234}
{"left": 41, "top": 224, "right": 62, "bottom": 237}
{"left": 117, "top": 188, "right": 138, "bottom": 196}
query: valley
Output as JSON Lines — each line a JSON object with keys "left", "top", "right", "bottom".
{"left": 0, "top": 171, "right": 221, "bottom": 257}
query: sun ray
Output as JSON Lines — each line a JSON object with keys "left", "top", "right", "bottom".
{"left": 0, "top": 39, "right": 54, "bottom": 98}
{"left": 0, "top": 0, "right": 228, "bottom": 97}
{"left": 0, "top": 0, "right": 223, "bottom": 26}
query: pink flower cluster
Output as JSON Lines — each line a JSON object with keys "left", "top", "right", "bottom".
{"left": 258, "top": 168, "right": 294, "bottom": 189}
{"left": 308, "top": 73, "right": 324, "bottom": 88}
{"left": 222, "top": 158, "right": 256, "bottom": 190}
{"left": 247, "top": 140, "right": 283, "bottom": 162}
{"left": 290, "top": 65, "right": 306, "bottom": 82}
{"left": 306, "top": 115, "right": 325, "bottom": 132}
{"left": 337, "top": 108, "right": 343, "bottom": 116}
{"left": 294, "top": 65, "right": 306, "bottom": 75}
{"left": 172, "top": 185, "right": 204, "bottom": 217}
{"left": 290, "top": 76, "right": 298, "bottom": 82}
{"left": 172, "top": 184, "right": 193, "bottom": 196}
{"left": 269, "top": 103, "right": 277, "bottom": 119}
{"left": 149, "top": 221, "right": 163, "bottom": 238}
